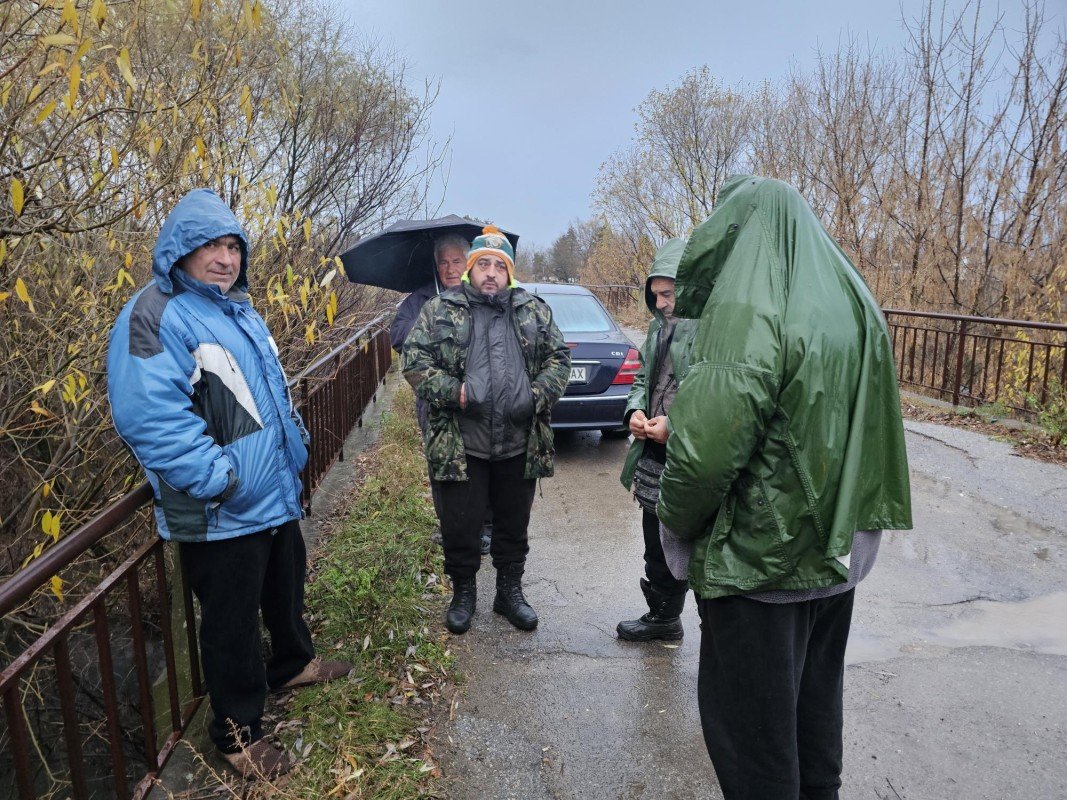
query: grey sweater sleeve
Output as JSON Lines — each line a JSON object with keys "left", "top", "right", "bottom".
{"left": 746, "top": 530, "right": 883, "bottom": 604}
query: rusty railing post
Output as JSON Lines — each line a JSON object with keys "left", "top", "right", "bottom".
{"left": 952, "top": 318, "right": 968, "bottom": 407}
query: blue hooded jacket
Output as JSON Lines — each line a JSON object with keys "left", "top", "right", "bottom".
{"left": 107, "top": 189, "right": 309, "bottom": 542}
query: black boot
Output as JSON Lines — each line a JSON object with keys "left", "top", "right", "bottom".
{"left": 445, "top": 576, "right": 477, "bottom": 634}
{"left": 493, "top": 563, "right": 538, "bottom": 630}
{"left": 616, "top": 578, "right": 686, "bottom": 641}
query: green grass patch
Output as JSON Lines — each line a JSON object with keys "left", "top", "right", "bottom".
{"left": 254, "top": 382, "right": 451, "bottom": 798}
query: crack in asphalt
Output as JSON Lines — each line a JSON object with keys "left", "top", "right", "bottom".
{"left": 908, "top": 427, "right": 980, "bottom": 467}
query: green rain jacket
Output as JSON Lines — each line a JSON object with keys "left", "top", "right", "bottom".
{"left": 402, "top": 285, "right": 571, "bottom": 481}
{"left": 658, "top": 176, "right": 912, "bottom": 599}
{"left": 619, "top": 238, "right": 699, "bottom": 490}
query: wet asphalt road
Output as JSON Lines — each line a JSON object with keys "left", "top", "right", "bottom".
{"left": 433, "top": 402, "right": 1067, "bottom": 799}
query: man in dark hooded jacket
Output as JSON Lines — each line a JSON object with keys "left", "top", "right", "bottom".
{"left": 402, "top": 226, "right": 570, "bottom": 635}
{"left": 107, "top": 189, "right": 352, "bottom": 779}
{"left": 616, "top": 238, "right": 698, "bottom": 641}
{"left": 659, "top": 176, "right": 912, "bottom": 800}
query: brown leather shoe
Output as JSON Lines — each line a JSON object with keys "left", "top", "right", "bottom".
{"left": 221, "top": 738, "right": 291, "bottom": 780}
{"left": 276, "top": 657, "right": 354, "bottom": 691}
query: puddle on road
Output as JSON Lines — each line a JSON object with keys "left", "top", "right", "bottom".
{"left": 928, "top": 591, "right": 1067, "bottom": 656}
{"left": 847, "top": 591, "right": 1067, "bottom": 665}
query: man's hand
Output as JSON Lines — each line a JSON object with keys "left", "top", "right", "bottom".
{"left": 459, "top": 382, "right": 467, "bottom": 410}
{"left": 629, "top": 409, "right": 648, "bottom": 439}
{"left": 645, "top": 415, "right": 670, "bottom": 444}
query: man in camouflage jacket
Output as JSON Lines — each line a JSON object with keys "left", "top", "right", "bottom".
{"left": 402, "top": 226, "right": 570, "bottom": 634}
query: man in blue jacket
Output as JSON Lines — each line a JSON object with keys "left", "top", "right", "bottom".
{"left": 107, "top": 189, "right": 351, "bottom": 779}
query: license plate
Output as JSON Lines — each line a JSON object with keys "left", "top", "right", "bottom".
{"left": 569, "top": 366, "right": 587, "bottom": 384}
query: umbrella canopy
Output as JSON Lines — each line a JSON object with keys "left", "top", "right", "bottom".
{"left": 339, "top": 214, "right": 520, "bottom": 293}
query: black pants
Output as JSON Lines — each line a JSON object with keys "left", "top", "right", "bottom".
{"left": 432, "top": 454, "right": 535, "bottom": 578}
{"left": 180, "top": 520, "right": 315, "bottom": 752}
{"left": 697, "top": 590, "right": 855, "bottom": 800}
{"left": 642, "top": 509, "right": 688, "bottom": 595}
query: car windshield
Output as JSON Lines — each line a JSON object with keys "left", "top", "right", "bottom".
{"left": 539, "top": 293, "right": 615, "bottom": 333}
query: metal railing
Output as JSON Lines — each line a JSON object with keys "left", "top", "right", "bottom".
{"left": 882, "top": 309, "right": 1067, "bottom": 413}
{"left": 0, "top": 315, "right": 392, "bottom": 799}
{"left": 578, "top": 285, "right": 1067, "bottom": 415}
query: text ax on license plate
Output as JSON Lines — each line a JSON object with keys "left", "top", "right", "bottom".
{"left": 569, "top": 366, "right": 587, "bottom": 384}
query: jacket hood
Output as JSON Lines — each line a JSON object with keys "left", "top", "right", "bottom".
{"left": 645, "top": 237, "right": 686, "bottom": 316}
{"left": 673, "top": 175, "right": 763, "bottom": 318}
{"left": 152, "top": 189, "right": 249, "bottom": 294}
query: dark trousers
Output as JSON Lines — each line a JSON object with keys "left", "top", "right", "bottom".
{"left": 697, "top": 590, "right": 855, "bottom": 800}
{"left": 642, "top": 509, "right": 688, "bottom": 595}
{"left": 432, "top": 453, "right": 535, "bottom": 578}
{"left": 180, "top": 520, "right": 315, "bottom": 752}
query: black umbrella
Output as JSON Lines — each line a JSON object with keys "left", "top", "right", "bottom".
{"left": 339, "top": 214, "right": 520, "bottom": 293}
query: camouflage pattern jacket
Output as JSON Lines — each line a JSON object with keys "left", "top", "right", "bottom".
{"left": 402, "top": 285, "right": 571, "bottom": 481}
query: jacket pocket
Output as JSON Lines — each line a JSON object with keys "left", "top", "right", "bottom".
{"left": 508, "top": 370, "right": 534, "bottom": 425}
{"left": 157, "top": 479, "right": 209, "bottom": 541}
{"left": 705, "top": 474, "right": 795, "bottom": 589}
{"left": 218, "top": 445, "right": 251, "bottom": 518}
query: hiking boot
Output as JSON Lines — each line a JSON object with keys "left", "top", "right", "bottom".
{"left": 445, "top": 576, "right": 477, "bottom": 634}
{"left": 221, "top": 738, "right": 291, "bottom": 780}
{"left": 276, "top": 657, "right": 354, "bottom": 692}
{"left": 479, "top": 524, "right": 492, "bottom": 555}
{"left": 616, "top": 578, "right": 686, "bottom": 642}
{"left": 493, "top": 563, "right": 538, "bottom": 630}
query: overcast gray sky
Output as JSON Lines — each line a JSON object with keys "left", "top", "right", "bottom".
{"left": 339, "top": 0, "right": 1043, "bottom": 251}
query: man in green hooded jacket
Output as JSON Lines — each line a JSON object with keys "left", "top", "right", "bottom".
{"left": 616, "top": 238, "right": 698, "bottom": 641}
{"left": 659, "top": 176, "right": 912, "bottom": 800}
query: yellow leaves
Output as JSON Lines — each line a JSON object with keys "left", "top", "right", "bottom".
{"left": 326, "top": 291, "right": 338, "bottom": 326}
{"left": 29, "top": 401, "right": 53, "bottom": 418}
{"left": 11, "top": 180, "right": 24, "bottom": 216}
{"left": 194, "top": 136, "right": 206, "bottom": 159}
{"left": 239, "top": 0, "right": 263, "bottom": 32}
{"left": 1, "top": 81, "right": 11, "bottom": 108}
{"left": 116, "top": 47, "right": 136, "bottom": 91}
{"left": 60, "top": 372, "right": 89, "bottom": 407}
{"left": 110, "top": 145, "right": 119, "bottom": 169}
{"left": 38, "top": 62, "right": 66, "bottom": 77}
{"left": 27, "top": 82, "right": 44, "bottom": 104}
{"left": 239, "top": 85, "right": 253, "bottom": 124}
{"left": 266, "top": 184, "right": 278, "bottom": 206}
{"left": 74, "top": 39, "right": 93, "bottom": 63}
{"left": 305, "top": 321, "right": 317, "bottom": 344}
{"left": 42, "top": 481, "right": 52, "bottom": 498}
{"left": 0, "top": 239, "right": 8, "bottom": 268}
{"left": 299, "top": 276, "right": 310, "bottom": 311}
{"left": 15, "top": 277, "right": 34, "bottom": 312}
{"left": 66, "top": 63, "right": 81, "bottom": 110}
{"left": 51, "top": 576, "right": 64, "bottom": 602}
{"left": 191, "top": 0, "right": 203, "bottom": 23}
{"left": 41, "top": 511, "right": 61, "bottom": 541}
{"left": 91, "top": 0, "right": 108, "bottom": 29}
{"left": 61, "top": 0, "right": 80, "bottom": 36}
{"left": 35, "top": 100, "right": 57, "bottom": 124}
{"left": 35, "top": 379, "right": 57, "bottom": 395}
{"left": 303, "top": 216, "right": 312, "bottom": 242}
{"left": 41, "top": 33, "right": 79, "bottom": 49}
